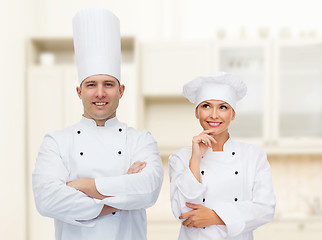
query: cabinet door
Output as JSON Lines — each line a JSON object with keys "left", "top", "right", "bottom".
{"left": 28, "top": 66, "right": 62, "bottom": 240}
{"left": 117, "top": 63, "right": 138, "bottom": 128}
{"left": 140, "top": 42, "right": 211, "bottom": 152}
{"left": 63, "top": 66, "right": 83, "bottom": 127}
{"left": 141, "top": 42, "right": 212, "bottom": 96}
{"left": 144, "top": 97, "right": 200, "bottom": 153}
{"left": 216, "top": 42, "right": 270, "bottom": 140}
{"left": 276, "top": 42, "right": 322, "bottom": 140}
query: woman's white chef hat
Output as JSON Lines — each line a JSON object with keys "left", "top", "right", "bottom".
{"left": 182, "top": 72, "right": 247, "bottom": 111}
{"left": 72, "top": 8, "right": 121, "bottom": 85}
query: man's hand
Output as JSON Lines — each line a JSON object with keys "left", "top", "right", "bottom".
{"left": 98, "top": 205, "right": 119, "bottom": 217}
{"left": 127, "top": 161, "right": 147, "bottom": 174}
{"left": 67, "top": 178, "right": 106, "bottom": 200}
{"left": 179, "top": 202, "right": 225, "bottom": 228}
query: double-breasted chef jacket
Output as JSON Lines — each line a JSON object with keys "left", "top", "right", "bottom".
{"left": 169, "top": 137, "right": 275, "bottom": 240}
{"left": 33, "top": 116, "right": 164, "bottom": 240}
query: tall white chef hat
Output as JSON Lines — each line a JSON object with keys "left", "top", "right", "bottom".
{"left": 182, "top": 72, "right": 247, "bottom": 111}
{"left": 72, "top": 8, "right": 121, "bottom": 85}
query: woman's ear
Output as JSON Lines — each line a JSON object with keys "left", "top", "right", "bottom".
{"left": 195, "top": 107, "right": 199, "bottom": 119}
{"left": 232, "top": 109, "right": 236, "bottom": 120}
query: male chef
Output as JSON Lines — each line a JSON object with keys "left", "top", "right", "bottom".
{"left": 32, "top": 8, "right": 164, "bottom": 240}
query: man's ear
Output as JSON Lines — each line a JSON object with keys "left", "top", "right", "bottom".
{"left": 119, "top": 84, "right": 125, "bottom": 98}
{"left": 76, "top": 86, "right": 82, "bottom": 99}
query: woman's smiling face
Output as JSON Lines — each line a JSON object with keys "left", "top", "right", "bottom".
{"left": 195, "top": 99, "right": 235, "bottom": 139}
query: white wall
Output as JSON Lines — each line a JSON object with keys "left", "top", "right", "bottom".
{"left": 28, "top": 0, "right": 322, "bottom": 41}
{"left": 29, "top": 0, "right": 165, "bottom": 39}
{"left": 0, "top": 0, "right": 29, "bottom": 239}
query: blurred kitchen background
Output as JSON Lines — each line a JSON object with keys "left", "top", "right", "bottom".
{"left": 1, "top": 0, "right": 322, "bottom": 239}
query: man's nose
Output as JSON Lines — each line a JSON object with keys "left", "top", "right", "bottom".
{"left": 96, "top": 85, "right": 105, "bottom": 98}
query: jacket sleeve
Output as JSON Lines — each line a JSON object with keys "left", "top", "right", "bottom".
{"left": 32, "top": 134, "right": 103, "bottom": 226}
{"left": 168, "top": 151, "right": 206, "bottom": 220}
{"left": 95, "top": 131, "right": 164, "bottom": 210}
{"left": 210, "top": 150, "right": 276, "bottom": 237}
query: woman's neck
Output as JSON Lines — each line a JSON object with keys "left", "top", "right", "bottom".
{"left": 211, "top": 132, "right": 229, "bottom": 151}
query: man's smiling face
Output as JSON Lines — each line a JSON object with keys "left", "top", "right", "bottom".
{"left": 77, "top": 74, "right": 125, "bottom": 126}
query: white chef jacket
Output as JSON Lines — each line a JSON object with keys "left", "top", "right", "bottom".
{"left": 169, "top": 137, "right": 275, "bottom": 240}
{"left": 32, "top": 116, "right": 164, "bottom": 240}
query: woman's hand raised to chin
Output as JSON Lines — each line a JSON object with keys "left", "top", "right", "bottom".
{"left": 191, "top": 130, "right": 217, "bottom": 159}
{"left": 189, "top": 130, "right": 217, "bottom": 182}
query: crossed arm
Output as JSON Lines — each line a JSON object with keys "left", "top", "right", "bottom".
{"left": 169, "top": 135, "right": 275, "bottom": 236}
{"left": 179, "top": 203, "right": 225, "bottom": 228}
{"left": 33, "top": 132, "right": 163, "bottom": 224}
{"left": 66, "top": 161, "right": 147, "bottom": 217}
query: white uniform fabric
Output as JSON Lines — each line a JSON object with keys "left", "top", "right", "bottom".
{"left": 169, "top": 138, "right": 275, "bottom": 240}
{"left": 73, "top": 8, "right": 121, "bottom": 84}
{"left": 33, "top": 117, "right": 164, "bottom": 240}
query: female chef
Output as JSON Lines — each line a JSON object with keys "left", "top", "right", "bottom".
{"left": 169, "top": 72, "right": 275, "bottom": 240}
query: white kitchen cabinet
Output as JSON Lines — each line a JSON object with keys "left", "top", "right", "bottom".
{"left": 139, "top": 40, "right": 322, "bottom": 155}
{"left": 144, "top": 96, "right": 200, "bottom": 155}
{"left": 27, "top": 66, "right": 64, "bottom": 240}
{"left": 139, "top": 41, "right": 212, "bottom": 154}
{"left": 140, "top": 41, "right": 212, "bottom": 96}
{"left": 215, "top": 41, "right": 271, "bottom": 141}
{"left": 273, "top": 41, "right": 322, "bottom": 145}
{"left": 118, "top": 63, "right": 139, "bottom": 128}
{"left": 62, "top": 66, "right": 83, "bottom": 126}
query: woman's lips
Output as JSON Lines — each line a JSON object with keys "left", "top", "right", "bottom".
{"left": 207, "top": 121, "right": 222, "bottom": 127}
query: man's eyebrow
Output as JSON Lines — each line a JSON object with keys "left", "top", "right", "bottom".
{"left": 84, "top": 80, "right": 96, "bottom": 84}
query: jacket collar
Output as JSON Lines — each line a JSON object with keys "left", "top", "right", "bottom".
{"left": 223, "top": 136, "right": 233, "bottom": 151}
{"left": 80, "top": 116, "right": 119, "bottom": 128}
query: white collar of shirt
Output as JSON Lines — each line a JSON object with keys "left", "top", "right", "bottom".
{"left": 222, "top": 136, "right": 232, "bottom": 151}
{"left": 204, "top": 136, "right": 236, "bottom": 164}
{"left": 80, "top": 116, "right": 119, "bottom": 128}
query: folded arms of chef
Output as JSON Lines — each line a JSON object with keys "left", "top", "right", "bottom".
{"left": 169, "top": 151, "right": 275, "bottom": 237}
{"left": 210, "top": 152, "right": 276, "bottom": 236}
{"left": 32, "top": 134, "right": 103, "bottom": 226}
{"left": 96, "top": 131, "right": 164, "bottom": 210}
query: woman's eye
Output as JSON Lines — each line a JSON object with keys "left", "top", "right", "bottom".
{"left": 202, "top": 104, "right": 210, "bottom": 108}
{"left": 220, "top": 105, "right": 228, "bottom": 109}
{"left": 87, "top": 84, "right": 95, "bottom": 87}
